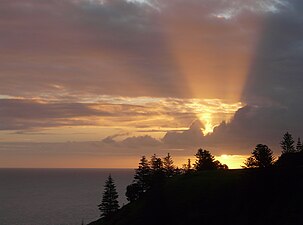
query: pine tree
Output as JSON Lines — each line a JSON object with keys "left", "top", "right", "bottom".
{"left": 134, "top": 156, "right": 151, "bottom": 192}
{"left": 149, "top": 154, "right": 165, "bottom": 185}
{"left": 126, "top": 183, "right": 141, "bottom": 202}
{"left": 280, "top": 132, "right": 295, "bottom": 154}
{"left": 126, "top": 156, "right": 152, "bottom": 203}
{"left": 163, "top": 153, "right": 175, "bottom": 177}
{"left": 182, "top": 158, "right": 193, "bottom": 173}
{"left": 194, "top": 149, "right": 217, "bottom": 171}
{"left": 243, "top": 144, "right": 274, "bottom": 168}
{"left": 243, "top": 156, "right": 258, "bottom": 169}
{"left": 150, "top": 154, "right": 163, "bottom": 171}
{"left": 98, "top": 175, "right": 119, "bottom": 218}
{"left": 296, "top": 137, "right": 303, "bottom": 152}
{"left": 187, "top": 158, "right": 192, "bottom": 170}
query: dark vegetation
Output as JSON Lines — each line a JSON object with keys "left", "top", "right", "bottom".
{"left": 98, "top": 175, "right": 119, "bottom": 218}
{"left": 243, "top": 144, "right": 275, "bottom": 168}
{"left": 89, "top": 132, "right": 303, "bottom": 225}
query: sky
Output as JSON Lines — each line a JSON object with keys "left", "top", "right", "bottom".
{"left": 1, "top": 0, "right": 303, "bottom": 168}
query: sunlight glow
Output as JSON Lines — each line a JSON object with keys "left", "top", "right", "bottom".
{"left": 199, "top": 113, "right": 214, "bottom": 135}
{"left": 174, "top": 155, "right": 249, "bottom": 170}
{"left": 216, "top": 155, "right": 249, "bottom": 169}
{"left": 1, "top": 95, "right": 243, "bottom": 143}
{"left": 88, "top": 96, "right": 242, "bottom": 136}
{"left": 220, "top": 154, "right": 229, "bottom": 159}
{"left": 163, "top": 5, "right": 264, "bottom": 103}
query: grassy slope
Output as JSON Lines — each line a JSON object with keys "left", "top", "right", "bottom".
{"left": 89, "top": 168, "right": 303, "bottom": 225}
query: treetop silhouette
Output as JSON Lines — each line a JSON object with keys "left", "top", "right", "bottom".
{"left": 194, "top": 149, "right": 228, "bottom": 170}
{"left": 243, "top": 144, "right": 274, "bottom": 168}
{"left": 281, "top": 132, "right": 295, "bottom": 154}
{"left": 98, "top": 175, "right": 119, "bottom": 218}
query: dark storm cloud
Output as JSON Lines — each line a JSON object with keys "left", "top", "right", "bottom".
{"left": 0, "top": 97, "right": 239, "bottom": 132}
{"left": 0, "top": 0, "right": 286, "bottom": 99}
{"left": 121, "top": 135, "right": 161, "bottom": 147}
{"left": 0, "top": 98, "right": 165, "bottom": 130}
{"left": 1, "top": 0, "right": 303, "bottom": 158}
{"left": 0, "top": 0, "right": 188, "bottom": 98}
{"left": 0, "top": 98, "right": 168, "bottom": 130}
{"left": 162, "top": 120, "right": 204, "bottom": 147}
{"left": 243, "top": 0, "right": 303, "bottom": 105}
{"left": 0, "top": 99, "right": 107, "bottom": 130}
{"left": 203, "top": 106, "right": 288, "bottom": 154}
{"left": 204, "top": 0, "right": 303, "bottom": 153}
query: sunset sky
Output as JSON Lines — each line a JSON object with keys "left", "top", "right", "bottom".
{"left": 1, "top": 0, "right": 303, "bottom": 168}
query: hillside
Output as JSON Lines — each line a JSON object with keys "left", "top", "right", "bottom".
{"left": 88, "top": 168, "right": 303, "bottom": 225}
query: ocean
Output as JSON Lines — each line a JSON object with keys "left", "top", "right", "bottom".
{"left": 0, "top": 169, "right": 134, "bottom": 225}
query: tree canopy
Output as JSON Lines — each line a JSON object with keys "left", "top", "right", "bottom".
{"left": 126, "top": 149, "right": 227, "bottom": 204}
{"left": 98, "top": 175, "right": 119, "bottom": 218}
{"left": 163, "top": 153, "right": 175, "bottom": 177}
{"left": 280, "top": 132, "right": 295, "bottom": 154}
{"left": 296, "top": 138, "right": 303, "bottom": 152}
{"left": 244, "top": 144, "right": 275, "bottom": 168}
{"left": 134, "top": 156, "right": 151, "bottom": 192}
{"left": 194, "top": 149, "right": 227, "bottom": 170}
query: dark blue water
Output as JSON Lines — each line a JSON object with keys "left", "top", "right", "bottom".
{"left": 0, "top": 169, "right": 134, "bottom": 225}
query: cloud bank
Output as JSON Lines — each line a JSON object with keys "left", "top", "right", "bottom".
{"left": 1, "top": 0, "right": 303, "bottom": 167}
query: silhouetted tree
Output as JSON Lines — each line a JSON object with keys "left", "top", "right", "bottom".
{"left": 296, "top": 137, "right": 303, "bottom": 152}
{"left": 215, "top": 160, "right": 229, "bottom": 170}
{"left": 150, "top": 154, "right": 163, "bottom": 171}
{"left": 173, "top": 167, "right": 182, "bottom": 175}
{"left": 98, "top": 175, "right": 119, "bottom": 218}
{"left": 126, "top": 154, "right": 170, "bottom": 203}
{"left": 243, "top": 144, "right": 274, "bottom": 168}
{"left": 281, "top": 132, "right": 295, "bottom": 154}
{"left": 276, "top": 137, "right": 303, "bottom": 168}
{"left": 182, "top": 158, "right": 193, "bottom": 173}
{"left": 126, "top": 156, "right": 152, "bottom": 202}
{"left": 243, "top": 156, "right": 258, "bottom": 169}
{"left": 150, "top": 154, "right": 165, "bottom": 185}
{"left": 134, "top": 156, "right": 151, "bottom": 192}
{"left": 276, "top": 150, "right": 303, "bottom": 168}
{"left": 126, "top": 183, "right": 141, "bottom": 202}
{"left": 163, "top": 153, "right": 175, "bottom": 177}
{"left": 194, "top": 149, "right": 218, "bottom": 170}
{"left": 187, "top": 158, "right": 192, "bottom": 170}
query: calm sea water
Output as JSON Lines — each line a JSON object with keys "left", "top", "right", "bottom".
{"left": 0, "top": 169, "right": 134, "bottom": 225}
